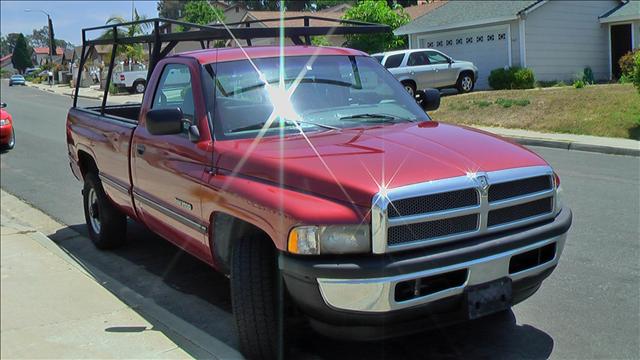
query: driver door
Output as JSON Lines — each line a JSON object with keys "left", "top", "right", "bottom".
{"left": 131, "top": 61, "right": 211, "bottom": 255}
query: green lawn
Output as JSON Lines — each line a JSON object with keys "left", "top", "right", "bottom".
{"left": 432, "top": 84, "right": 640, "bottom": 140}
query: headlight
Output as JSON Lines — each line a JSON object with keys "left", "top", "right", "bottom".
{"left": 0, "top": 119, "right": 9, "bottom": 126}
{"left": 288, "top": 224, "right": 371, "bottom": 255}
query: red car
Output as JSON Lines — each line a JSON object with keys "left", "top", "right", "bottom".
{"left": 0, "top": 102, "right": 15, "bottom": 151}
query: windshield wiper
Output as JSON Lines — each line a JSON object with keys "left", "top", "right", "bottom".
{"left": 230, "top": 119, "right": 338, "bottom": 133}
{"left": 340, "top": 113, "right": 414, "bottom": 123}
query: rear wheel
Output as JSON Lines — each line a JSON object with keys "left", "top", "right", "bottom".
{"left": 133, "top": 80, "right": 146, "bottom": 94}
{"left": 231, "top": 236, "right": 278, "bottom": 360}
{"left": 402, "top": 81, "right": 416, "bottom": 96}
{"left": 83, "top": 172, "right": 127, "bottom": 249}
{"left": 456, "top": 72, "right": 475, "bottom": 93}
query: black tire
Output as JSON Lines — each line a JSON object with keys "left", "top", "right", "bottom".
{"left": 82, "top": 172, "right": 127, "bottom": 249}
{"left": 231, "top": 236, "right": 278, "bottom": 360}
{"left": 456, "top": 72, "right": 475, "bottom": 93}
{"left": 132, "top": 80, "right": 146, "bottom": 94}
{"left": 1, "top": 128, "right": 15, "bottom": 151}
{"left": 401, "top": 80, "right": 416, "bottom": 96}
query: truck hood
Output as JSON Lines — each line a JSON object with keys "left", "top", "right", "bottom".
{"left": 214, "top": 122, "right": 547, "bottom": 207}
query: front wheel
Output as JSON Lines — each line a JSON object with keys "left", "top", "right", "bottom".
{"left": 83, "top": 172, "right": 127, "bottom": 249}
{"left": 231, "top": 236, "right": 278, "bottom": 359}
{"left": 402, "top": 81, "right": 416, "bottom": 96}
{"left": 456, "top": 73, "right": 475, "bottom": 93}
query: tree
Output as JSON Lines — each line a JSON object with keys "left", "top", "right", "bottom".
{"left": 342, "top": 0, "right": 409, "bottom": 54}
{"left": 158, "top": 0, "right": 187, "bottom": 19}
{"left": 101, "top": 9, "right": 151, "bottom": 67}
{"left": 11, "top": 34, "right": 33, "bottom": 74}
{"left": 180, "top": 0, "right": 225, "bottom": 29}
{"left": 1, "top": 33, "right": 22, "bottom": 56}
{"left": 27, "top": 26, "right": 50, "bottom": 48}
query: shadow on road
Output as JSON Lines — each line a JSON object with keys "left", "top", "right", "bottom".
{"left": 49, "top": 222, "right": 554, "bottom": 359}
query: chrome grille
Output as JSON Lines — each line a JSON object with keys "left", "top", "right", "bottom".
{"left": 488, "top": 175, "right": 552, "bottom": 202}
{"left": 488, "top": 197, "right": 553, "bottom": 227}
{"left": 388, "top": 214, "right": 478, "bottom": 245}
{"left": 388, "top": 189, "right": 478, "bottom": 218}
{"left": 372, "top": 166, "right": 557, "bottom": 254}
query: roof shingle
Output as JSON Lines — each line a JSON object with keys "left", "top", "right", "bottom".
{"left": 395, "top": 0, "right": 539, "bottom": 35}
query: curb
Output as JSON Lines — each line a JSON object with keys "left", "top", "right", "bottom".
{"left": 509, "top": 136, "right": 640, "bottom": 157}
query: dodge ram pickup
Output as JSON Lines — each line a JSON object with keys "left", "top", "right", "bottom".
{"left": 67, "top": 18, "right": 571, "bottom": 360}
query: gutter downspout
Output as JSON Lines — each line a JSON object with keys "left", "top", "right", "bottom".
{"left": 518, "top": 14, "right": 527, "bottom": 68}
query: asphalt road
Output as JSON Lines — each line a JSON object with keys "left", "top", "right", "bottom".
{"left": 1, "top": 81, "right": 639, "bottom": 359}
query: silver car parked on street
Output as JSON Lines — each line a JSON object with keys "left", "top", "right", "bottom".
{"left": 373, "top": 49, "right": 478, "bottom": 95}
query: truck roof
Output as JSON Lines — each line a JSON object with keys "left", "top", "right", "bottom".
{"left": 175, "top": 46, "right": 368, "bottom": 64}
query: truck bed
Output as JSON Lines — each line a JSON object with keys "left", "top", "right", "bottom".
{"left": 83, "top": 104, "right": 141, "bottom": 123}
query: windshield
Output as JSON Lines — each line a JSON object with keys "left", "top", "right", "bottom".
{"left": 11, "top": 75, "right": 23, "bottom": 79}
{"left": 206, "top": 55, "right": 429, "bottom": 139}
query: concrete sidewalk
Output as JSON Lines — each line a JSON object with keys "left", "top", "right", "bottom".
{"left": 28, "top": 82, "right": 142, "bottom": 104}
{"left": 0, "top": 190, "right": 242, "bottom": 359}
{"left": 475, "top": 126, "right": 640, "bottom": 157}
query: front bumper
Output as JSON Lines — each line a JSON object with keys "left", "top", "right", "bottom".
{"left": 280, "top": 207, "right": 571, "bottom": 339}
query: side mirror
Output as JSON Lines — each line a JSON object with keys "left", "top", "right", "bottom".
{"left": 146, "top": 108, "right": 183, "bottom": 135}
{"left": 0, "top": 102, "right": 6, "bottom": 109}
{"left": 415, "top": 89, "right": 440, "bottom": 111}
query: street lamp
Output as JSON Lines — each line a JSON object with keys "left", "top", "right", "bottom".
{"left": 24, "top": 9, "right": 54, "bottom": 66}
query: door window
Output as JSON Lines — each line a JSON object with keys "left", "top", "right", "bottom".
{"left": 426, "top": 51, "right": 450, "bottom": 64}
{"left": 384, "top": 54, "right": 405, "bottom": 69}
{"left": 407, "top": 51, "right": 429, "bottom": 66}
{"left": 152, "top": 64, "right": 195, "bottom": 133}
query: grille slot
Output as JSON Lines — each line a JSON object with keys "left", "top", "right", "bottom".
{"left": 488, "top": 197, "right": 553, "bottom": 227}
{"left": 388, "top": 214, "right": 478, "bottom": 245}
{"left": 488, "top": 175, "right": 552, "bottom": 202}
{"left": 388, "top": 188, "right": 478, "bottom": 218}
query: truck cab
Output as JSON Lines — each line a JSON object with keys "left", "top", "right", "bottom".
{"left": 66, "top": 18, "right": 571, "bottom": 360}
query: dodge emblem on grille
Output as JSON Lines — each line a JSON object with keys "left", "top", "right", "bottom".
{"left": 476, "top": 174, "right": 489, "bottom": 195}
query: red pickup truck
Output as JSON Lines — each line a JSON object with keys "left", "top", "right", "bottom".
{"left": 67, "top": 20, "right": 571, "bottom": 360}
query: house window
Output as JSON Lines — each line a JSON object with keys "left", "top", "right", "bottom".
{"left": 436, "top": 40, "right": 443, "bottom": 47}
{"left": 456, "top": 38, "right": 462, "bottom": 45}
{"left": 466, "top": 37, "right": 473, "bottom": 44}
{"left": 427, "top": 41, "right": 434, "bottom": 47}
{"left": 476, "top": 36, "right": 483, "bottom": 42}
{"left": 498, "top": 33, "right": 506, "bottom": 40}
{"left": 446, "top": 40, "right": 452, "bottom": 46}
{"left": 487, "top": 34, "right": 495, "bottom": 41}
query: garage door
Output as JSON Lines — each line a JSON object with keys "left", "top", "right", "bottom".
{"left": 417, "top": 26, "right": 510, "bottom": 89}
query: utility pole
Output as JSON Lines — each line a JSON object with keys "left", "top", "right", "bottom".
{"left": 25, "top": 9, "right": 55, "bottom": 65}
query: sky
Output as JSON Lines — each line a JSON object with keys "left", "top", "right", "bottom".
{"left": 1, "top": 0, "right": 159, "bottom": 46}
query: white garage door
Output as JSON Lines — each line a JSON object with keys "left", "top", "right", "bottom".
{"left": 417, "top": 26, "right": 510, "bottom": 89}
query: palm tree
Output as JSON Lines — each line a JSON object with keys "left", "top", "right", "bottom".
{"left": 100, "top": 9, "right": 151, "bottom": 70}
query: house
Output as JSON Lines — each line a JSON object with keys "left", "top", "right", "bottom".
{"left": 395, "top": 0, "right": 640, "bottom": 89}
{"left": 32, "top": 47, "right": 64, "bottom": 66}
{"left": 1, "top": 54, "right": 16, "bottom": 75}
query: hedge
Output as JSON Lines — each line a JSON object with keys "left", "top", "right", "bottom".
{"left": 488, "top": 67, "right": 535, "bottom": 90}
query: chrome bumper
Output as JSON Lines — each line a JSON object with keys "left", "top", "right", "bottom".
{"left": 317, "top": 233, "right": 566, "bottom": 313}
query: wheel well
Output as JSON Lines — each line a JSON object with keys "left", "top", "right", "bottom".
{"left": 134, "top": 79, "right": 146, "bottom": 84}
{"left": 401, "top": 79, "right": 416, "bottom": 89}
{"left": 210, "top": 212, "right": 272, "bottom": 275}
{"left": 77, "top": 150, "right": 97, "bottom": 179}
{"left": 459, "top": 70, "right": 474, "bottom": 81}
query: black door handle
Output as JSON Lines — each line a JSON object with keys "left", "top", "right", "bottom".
{"left": 136, "top": 144, "right": 145, "bottom": 155}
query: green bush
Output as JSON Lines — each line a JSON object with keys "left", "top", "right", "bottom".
{"left": 488, "top": 67, "right": 535, "bottom": 90}
{"left": 619, "top": 74, "right": 632, "bottom": 84}
{"left": 619, "top": 48, "right": 639, "bottom": 76}
{"left": 632, "top": 51, "right": 640, "bottom": 93}
{"left": 582, "top": 67, "right": 595, "bottom": 84}
{"left": 573, "top": 80, "right": 585, "bottom": 89}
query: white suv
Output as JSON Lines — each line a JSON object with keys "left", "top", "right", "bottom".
{"left": 373, "top": 49, "right": 478, "bottom": 94}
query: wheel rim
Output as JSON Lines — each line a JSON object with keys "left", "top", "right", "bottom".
{"left": 462, "top": 76, "right": 473, "bottom": 91}
{"left": 87, "top": 188, "right": 101, "bottom": 234}
{"left": 136, "top": 83, "right": 145, "bottom": 93}
{"left": 404, "top": 85, "right": 414, "bottom": 96}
